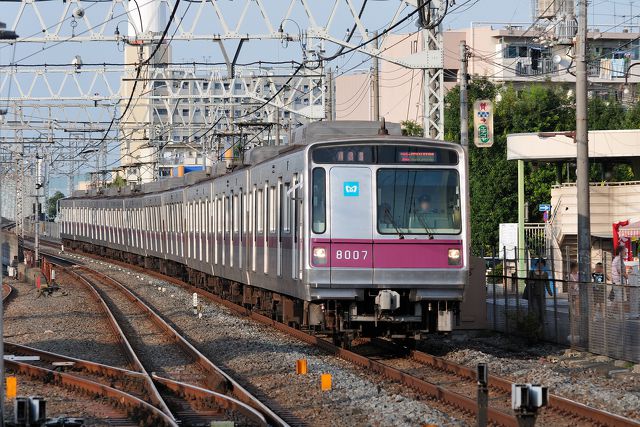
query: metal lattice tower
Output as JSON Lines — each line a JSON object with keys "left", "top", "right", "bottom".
{"left": 422, "top": 0, "right": 445, "bottom": 139}
{"left": 0, "top": 0, "right": 448, "bottom": 188}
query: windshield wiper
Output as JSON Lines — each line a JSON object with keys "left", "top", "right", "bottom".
{"left": 384, "top": 207, "right": 404, "bottom": 239}
{"left": 414, "top": 212, "right": 435, "bottom": 240}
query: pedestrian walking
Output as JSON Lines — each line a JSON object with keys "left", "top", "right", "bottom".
{"left": 568, "top": 261, "right": 580, "bottom": 307}
{"left": 568, "top": 261, "right": 581, "bottom": 343}
{"left": 525, "top": 258, "right": 553, "bottom": 330}
{"left": 612, "top": 245, "right": 628, "bottom": 286}
{"left": 592, "top": 262, "right": 605, "bottom": 320}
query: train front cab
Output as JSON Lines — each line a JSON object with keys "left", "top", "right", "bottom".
{"left": 306, "top": 139, "right": 468, "bottom": 338}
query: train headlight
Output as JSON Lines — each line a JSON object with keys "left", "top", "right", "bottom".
{"left": 448, "top": 248, "right": 461, "bottom": 265}
{"left": 312, "top": 247, "right": 327, "bottom": 265}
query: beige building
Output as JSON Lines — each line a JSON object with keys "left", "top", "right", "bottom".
{"left": 335, "top": 25, "right": 640, "bottom": 123}
{"left": 508, "top": 130, "right": 640, "bottom": 278}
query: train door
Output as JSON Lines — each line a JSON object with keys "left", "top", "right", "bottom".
{"left": 277, "top": 179, "right": 283, "bottom": 277}
{"left": 280, "top": 181, "right": 292, "bottom": 278}
{"left": 329, "top": 167, "right": 374, "bottom": 284}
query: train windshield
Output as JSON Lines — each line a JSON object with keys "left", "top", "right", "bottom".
{"left": 377, "top": 169, "right": 461, "bottom": 235}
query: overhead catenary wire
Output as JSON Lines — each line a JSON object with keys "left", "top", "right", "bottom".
{"left": 29, "top": 1, "right": 448, "bottom": 180}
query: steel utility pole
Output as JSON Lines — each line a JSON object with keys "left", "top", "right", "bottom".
{"left": 459, "top": 40, "right": 471, "bottom": 280}
{"left": 459, "top": 40, "right": 469, "bottom": 147}
{"left": 576, "top": 0, "right": 591, "bottom": 348}
{"left": 1, "top": 22, "right": 18, "bottom": 427}
{"left": 372, "top": 31, "right": 380, "bottom": 122}
{"left": 34, "top": 155, "right": 43, "bottom": 267}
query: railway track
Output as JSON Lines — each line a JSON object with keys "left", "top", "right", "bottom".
{"left": 40, "top": 249, "right": 640, "bottom": 427}
{"left": 5, "top": 341, "right": 269, "bottom": 427}
{"left": 3, "top": 282, "right": 13, "bottom": 302}
{"left": 360, "top": 337, "right": 639, "bottom": 427}
{"left": 2, "top": 260, "right": 174, "bottom": 425}
{"left": 61, "top": 264, "right": 287, "bottom": 427}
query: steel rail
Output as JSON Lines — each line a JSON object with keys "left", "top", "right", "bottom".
{"left": 151, "top": 375, "right": 269, "bottom": 426}
{"left": 5, "top": 342, "right": 270, "bottom": 427}
{"left": 2, "top": 283, "right": 13, "bottom": 303}
{"left": 71, "top": 265, "right": 289, "bottom": 427}
{"left": 66, "top": 267, "right": 175, "bottom": 422}
{"left": 79, "top": 256, "right": 515, "bottom": 426}
{"left": 405, "top": 345, "right": 640, "bottom": 427}
{"left": 70, "top": 250, "right": 640, "bottom": 427}
{"left": 5, "top": 359, "right": 176, "bottom": 427}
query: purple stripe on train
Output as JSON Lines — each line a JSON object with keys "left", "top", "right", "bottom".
{"left": 311, "top": 238, "right": 463, "bottom": 269}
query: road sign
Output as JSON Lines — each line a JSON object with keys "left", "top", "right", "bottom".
{"left": 538, "top": 204, "right": 552, "bottom": 212}
{"left": 473, "top": 99, "right": 494, "bottom": 147}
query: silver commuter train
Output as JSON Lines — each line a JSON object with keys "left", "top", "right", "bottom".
{"left": 60, "top": 121, "right": 469, "bottom": 341}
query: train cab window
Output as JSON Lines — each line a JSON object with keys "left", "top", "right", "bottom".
{"left": 312, "top": 168, "right": 326, "bottom": 234}
{"left": 312, "top": 146, "right": 374, "bottom": 163}
{"left": 377, "top": 169, "right": 461, "bottom": 235}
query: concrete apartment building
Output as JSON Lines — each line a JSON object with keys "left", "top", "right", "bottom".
{"left": 335, "top": 25, "right": 640, "bottom": 122}
{"left": 119, "top": 42, "right": 323, "bottom": 183}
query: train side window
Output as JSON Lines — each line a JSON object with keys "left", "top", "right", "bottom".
{"left": 281, "top": 183, "right": 291, "bottom": 234}
{"left": 233, "top": 195, "right": 239, "bottom": 233}
{"left": 257, "top": 189, "right": 264, "bottom": 233}
{"left": 269, "top": 186, "right": 276, "bottom": 233}
{"left": 241, "top": 191, "right": 245, "bottom": 239}
{"left": 312, "top": 168, "right": 326, "bottom": 234}
{"left": 248, "top": 190, "right": 254, "bottom": 234}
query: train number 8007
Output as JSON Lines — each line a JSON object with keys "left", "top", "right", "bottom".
{"left": 335, "top": 250, "right": 368, "bottom": 260}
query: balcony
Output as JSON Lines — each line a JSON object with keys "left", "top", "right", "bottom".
{"left": 494, "top": 57, "right": 558, "bottom": 80}
{"left": 514, "top": 57, "right": 558, "bottom": 77}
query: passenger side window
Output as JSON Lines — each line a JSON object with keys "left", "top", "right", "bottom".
{"left": 257, "top": 189, "right": 264, "bottom": 233}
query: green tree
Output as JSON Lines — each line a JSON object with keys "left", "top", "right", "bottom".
{"left": 107, "top": 175, "right": 127, "bottom": 188}
{"left": 401, "top": 120, "right": 424, "bottom": 136}
{"left": 47, "top": 191, "right": 65, "bottom": 219}
{"left": 588, "top": 96, "right": 624, "bottom": 130}
{"left": 446, "top": 80, "right": 636, "bottom": 254}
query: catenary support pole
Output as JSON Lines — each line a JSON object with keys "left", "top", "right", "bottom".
{"left": 576, "top": 0, "right": 591, "bottom": 348}
{"left": 459, "top": 41, "right": 468, "bottom": 148}
{"left": 459, "top": 40, "right": 471, "bottom": 278}
{"left": 0, "top": 22, "right": 18, "bottom": 427}
{"left": 372, "top": 31, "right": 380, "bottom": 122}
{"left": 518, "top": 160, "right": 526, "bottom": 281}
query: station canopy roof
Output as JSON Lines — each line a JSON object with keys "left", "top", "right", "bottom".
{"left": 507, "top": 129, "right": 640, "bottom": 162}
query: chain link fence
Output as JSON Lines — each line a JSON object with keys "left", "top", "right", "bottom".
{"left": 484, "top": 248, "right": 640, "bottom": 363}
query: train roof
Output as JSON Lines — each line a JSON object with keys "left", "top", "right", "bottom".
{"left": 66, "top": 121, "right": 455, "bottom": 201}
{"left": 291, "top": 120, "right": 401, "bottom": 145}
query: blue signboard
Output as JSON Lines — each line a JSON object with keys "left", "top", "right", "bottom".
{"left": 538, "top": 204, "right": 552, "bottom": 212}
{"left": 343, "top": 182, "right": 360, "bottom": 197}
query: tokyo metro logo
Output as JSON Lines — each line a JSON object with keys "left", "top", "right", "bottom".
{"left": 343, "top": 181, "right": 360, "bottom": 197}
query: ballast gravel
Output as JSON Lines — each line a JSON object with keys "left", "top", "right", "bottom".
{"left": 421, "top": 333, "right": 640, "bottom": 422}
{"left": 2, "top": 372, "right": 128, "bottom": 426}
{"left": 3, "top": 275, "right": 130, "bottom": 368}
{"left": 73, "top": 255, "right": 466, "bottom": 427}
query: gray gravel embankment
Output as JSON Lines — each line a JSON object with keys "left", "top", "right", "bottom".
{"left": 75, "top": 255, "right": 467, "bottom": 427}
{"left": 3, "top": 275, "right": 129, "bottom": 368}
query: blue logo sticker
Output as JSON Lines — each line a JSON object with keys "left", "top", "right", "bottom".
{"left": 343, "top": 181, "right": 360, "bottom": 197}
